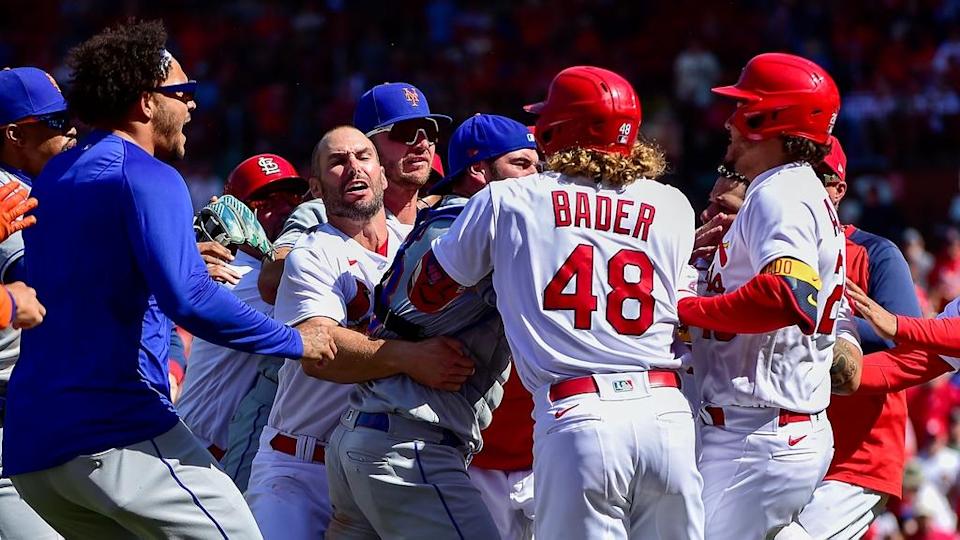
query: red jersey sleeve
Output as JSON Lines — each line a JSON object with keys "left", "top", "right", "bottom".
{"left": 896, "top": 316, "right": 960, "bottom": 358}
{"left": 678, "top": 273, "right": 814, "bottom": 335}
{"left": 857, "top": 345, "right": 954, "bottom": 394}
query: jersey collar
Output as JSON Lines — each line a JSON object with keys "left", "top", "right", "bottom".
{"left": 0, "top": 161, "right": 32, "bottom": 187}
{"left": 746, "top": 161, "right": 810, "bottom": 197}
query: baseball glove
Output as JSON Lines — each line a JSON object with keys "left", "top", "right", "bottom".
{"left": 194, "top": 195, "right": 275, "bottom": 261}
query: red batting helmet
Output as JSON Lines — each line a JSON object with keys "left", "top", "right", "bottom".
{"left": 224, "top": 154, "right": 309, "bottom": 203}
{"left": 820, "top": 136, "right": 847, "bottom": 183}
{"left": 712, "top": 53, "right": 840, "bottom": 145}
{"left": 524, "top": 66, "right": 641, "bottom": 157}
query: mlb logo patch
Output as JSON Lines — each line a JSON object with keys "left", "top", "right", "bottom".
{"left": 612, "top": 379, "right": 634, "bottom": 393}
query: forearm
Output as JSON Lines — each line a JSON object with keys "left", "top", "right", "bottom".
{"left": 831, "top": 337, "right": 862, "bottom": 395}
{"left": 895, "top": 316, "right": 960, "bottom": 357}
{"left": 166, "top": 268, "right": 302, "bottom": 358}
{"left": 678, "top": 272, "right": 813, "bottom": 335}
{"left": 257, "top": 247, "right": 290, "bottom": 305}
{"left": 299, "top": 319, "right": 411, "bottom": 383}
{"left": 857, "top": 346, "right": 953, "bottom": 394}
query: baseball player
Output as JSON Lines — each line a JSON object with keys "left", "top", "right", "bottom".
{"left": 676, "top": 53, "right": 847, "bottom": 539}
{"left": 177, "top": 153, "right": 307, "bottom": 489}
{"left": 354, "top": 82, "right": 452, "bottom": 226}
{"left": 773, "top": 137, "right": 923, "bottom": 539}
{"left": 4, "top": 21, "right": 335, "bottom": 538}
{"left": 411, "top": 66, "right": 704, "bottom": 539}
{"left": 324, "top": 113, "right": 538, "bottom": 539}
{"left": 0, "top": 66, "right": 75, "bottom": 540}
{"left": 256, "top": 82, "right": 448, "bottom": 305}
{"left": 245, "top": 126, "right": 472, "bottom": 539}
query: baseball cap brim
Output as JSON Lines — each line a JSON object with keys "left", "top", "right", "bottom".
{"left": 711, "top": 85, "right": 761, "bottom": 102}
{"left": 523, "top": 101, "right": 545, "bottom": 114}
{"left": 365, "top": 112, "right": 453, "bottom": 137}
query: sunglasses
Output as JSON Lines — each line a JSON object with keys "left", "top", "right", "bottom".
{"left": 368, "top": 117, "right": 439, "bottom": 145}
{"left": 151, "top": 80, "right": 198, "bottom": 102}
{"left": 13, "top": 112, "right": 70, "bottom": 133}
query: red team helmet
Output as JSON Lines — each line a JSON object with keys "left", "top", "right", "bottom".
{"left": 524, "top": 66, "right": 642, "bottom": 157}
{"left": 712, "top": 53, "right": 840, "bottom": 145}
{"left": 224, "top": 153, "right": 308, "bottom": 203}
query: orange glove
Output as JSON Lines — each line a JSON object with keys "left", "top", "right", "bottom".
{"left": 0, "top": 181, "right": 37, "bottom": 243}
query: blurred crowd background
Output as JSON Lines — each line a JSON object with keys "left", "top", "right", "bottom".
{"left": 4, "top": 0, "right": 960, "bottom": 538}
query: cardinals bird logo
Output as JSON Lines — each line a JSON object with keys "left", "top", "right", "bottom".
{"left": 346, "top": 279, "right": 372, "bottom": 324}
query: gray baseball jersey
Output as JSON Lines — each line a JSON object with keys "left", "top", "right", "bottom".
{"left": 273, "top": 198, "right": 327, "bottom": 249}
{"left": 0, "top": 168, "right": 28, "bottom": 383}
{"left": 350, "top": 195, "right": 511, "bottom": 453}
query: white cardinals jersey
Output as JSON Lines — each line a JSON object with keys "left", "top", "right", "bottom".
{"left": 432, "top": 171, "right": 696, "bottom": 393}
{"left": 177, "top": 251, "right": 270, "bottom": 449}
{"left": 691, "top": 162, "right": 847, "bottom": 413}
{"left": 270, "top": 221, "right": 402, "bottom": 442}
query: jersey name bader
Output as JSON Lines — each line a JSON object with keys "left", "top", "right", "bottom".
{"left": 551, "top": 190, "right": 656, "bottom": 241}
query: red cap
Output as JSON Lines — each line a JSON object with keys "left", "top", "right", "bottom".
{"left": 524, "top": 66, "right": 641, "bottom": 157}
{"left": 224, "top": 154, "right": 308, "bottom": 203}
{"left": 712, "top": 53, "right": 840, "bottom": 145}
{"left": 821, "top": 136, "right": 847, "bottom": 182}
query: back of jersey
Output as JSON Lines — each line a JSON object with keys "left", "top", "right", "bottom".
{"left": 485, "top": 171, "right": 694, "bottom": 392}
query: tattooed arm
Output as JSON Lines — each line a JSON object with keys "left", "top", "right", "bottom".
{"left": 831, "top": 336, "right": 863, "bottom": 395}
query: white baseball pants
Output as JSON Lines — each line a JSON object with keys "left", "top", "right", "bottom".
{"left": 776, "top": 479, "right": 888, "bottom": 539}
{"left": 532, "top": 373, "right": 704, "bottom": 540}
{"left": 469, "top": 466, "right": 534, "bottom": 540}
{"left": 244, "top": 427, "right": 331, "bottom": 540}
{"left": 697, "top": 406, "right": 834, "bottom": 540}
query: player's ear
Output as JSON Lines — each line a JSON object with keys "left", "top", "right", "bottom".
{"left": 2, "top": 125, "right": 24, "bottom": 148}
{"left": 378, "top": 166, "right": 387, "bottom": 190}
{"left": 136, "top": 91, "right": 156, "bottom": 122}
{"left": 467, "top": 161, "right": 487, "bottom": 184}
{"left": 308, "top": 176, "right": 323, "bottom": 199}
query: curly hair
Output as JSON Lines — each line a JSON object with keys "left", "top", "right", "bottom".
{"left": 782, "top": 135, "right": 831, "bottom": 166}
{"left": 66, "top": 19, "right": 169, "bottom": 126}
{"left": 545, "top": 139, "right": 667, "bottom": 187}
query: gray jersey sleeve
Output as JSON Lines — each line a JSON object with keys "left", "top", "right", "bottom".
{"left": 273, "top": 199, "right": 328, "bottom": 249}
{"left": 0, "top": 230, "right": 24, "bottom": 281}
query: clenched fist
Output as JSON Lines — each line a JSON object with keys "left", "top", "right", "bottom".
{"left": 6, "top": 282, "right": 45, "bottom": 329}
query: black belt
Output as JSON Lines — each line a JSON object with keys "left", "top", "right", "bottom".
{"left": 355, "top": 412, "right": 463, "bottom": 448}
{"left": 372, "top": 290, "right": 425, "bottom": 341}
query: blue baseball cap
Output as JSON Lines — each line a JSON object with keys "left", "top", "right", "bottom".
{"left": 0, "top": 67, "right": 67, "bottom": 125}
{"left": 430, "top": 114, "right": 537, "bottom": 194}
{"left": 353, "top": 82, "right": 452, "bottom": 136}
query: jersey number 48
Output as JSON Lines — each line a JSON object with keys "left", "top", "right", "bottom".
{"left": 543, "top": 244, "right": 654, "bottom": 335}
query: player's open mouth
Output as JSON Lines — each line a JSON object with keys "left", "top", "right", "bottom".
{"left": 344, "top": 180, "right": 369, "bottom": 193}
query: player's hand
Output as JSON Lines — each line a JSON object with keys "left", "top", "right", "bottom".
{"left": 846, "top": 278, "right": 897, "bottom": 341}
{"left": 168, "top": 373, "right": 183, "bottom": 404}
{"left": 691, "top": 213, "right": 734, "bottom": 264}
{"left": 7, "top": 281, "right": 45, "bottom": 329}
{"left": 198, "top": 241, "right": 240, "bottom": 284}
{"left": 402, "top": 336, "right": 476, "bottom": 391}
{"left": 0, "top": 182, "right": 37, "bottom": 243}
{"left": 298, "top": 323, "right": 338, "bottom": 368}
